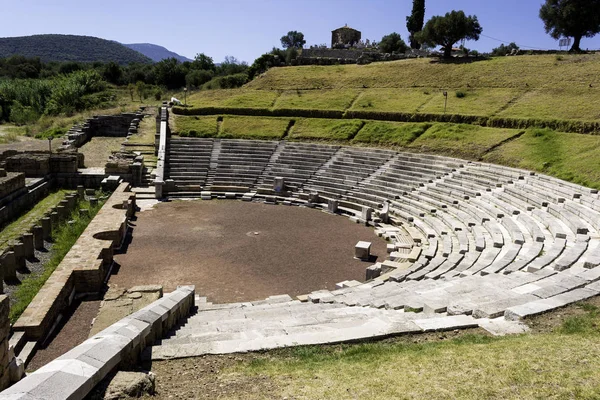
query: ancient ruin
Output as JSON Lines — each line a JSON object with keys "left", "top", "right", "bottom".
{"left": 1, "top": 103, "right": 600, "bottom": 398}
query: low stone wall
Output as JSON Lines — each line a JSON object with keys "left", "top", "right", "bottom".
{"left": 12, "top": 182, "right": 136, "bottom": 340}
{"left": 0, "top": 286, "right": 195, "bottom": 399}
{"left": 53, "top": 172, "right": 107, "bottom": 189}
{"left": 105, "top": 153, "right": 145, "bottom": 187}
{"left": 4, "top": 153, "right": 83, "bottom": 178}
{"left": 0, "top": 296, "right": 10, "bottom": 391}
{"left": 0, "top": 178, "right": 53, "bottom": 231}
{"left": 0, "top": 172, "right": 25, "bottom": 199}
{"left": 300, "top": 48, "right": 367, "bottom": 60}
{"left": 62, "top": 112, "right": 144, "bottom": 150}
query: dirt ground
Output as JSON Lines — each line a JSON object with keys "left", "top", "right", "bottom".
{"left": 27, "top": 299, "right": 101, "bottom": 371}
{"left": 0, "top": 136, "right": 51, "bottom": 153}
{"left": 79, "top": 137, "right": 124, "bottom": 167}
{"left": 111, "top": 200, "right": 388, "bottom": 303}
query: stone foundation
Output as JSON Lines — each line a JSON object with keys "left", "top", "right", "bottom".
{"left": 0, "top": 296, "right": 10, "bottom": 390}
{"left": 61, "top": 113, "right": 144, "bottom": 150}
{"left": 4, "top": 153, "right": 83, "bottom": 178}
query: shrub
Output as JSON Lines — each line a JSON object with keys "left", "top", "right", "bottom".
{"left": 8, "top": 101, "right": 39, "bottom": 125}
{"left": 456, "top": 90, "right": 467, "bottom": 98}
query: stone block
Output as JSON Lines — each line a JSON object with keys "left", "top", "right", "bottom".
{"left": 414, "top": 315, "right": 479, "bottom": 332}
{"left": 57, "top": 205, "right": 68, "bottom": 221}
{"left": 308, "top": 192, "right": 320, "bottom": 204}
{"left": 21, "top": 233, "right": 34, "bottom": 258}
{"left": 77, "top": 185, "right": 85, "bottom": 197}
{"left": 273, "top": 177, "right": 285, "bottom": 193}
{"left": 355, "top": 241, "right": 371, "bottom": 260}
{"left": 1, "top": 252, "right": 16, "bottom": 282}
{"left": 89, "top": 197, "right": 98, "bottom": 207}
{"left": 361, "top": 206, "right": 372, "bottom": 222}
{"left": 66, "top": 195, "right": 77, "bottom": 209}
{"left": 41, "top": 218, "right": 52, "bottom": 240}
{"left": 33, "top": 226, "right": 44, "bottom": 251}
{"left": 12, "top": 243, "right": 26, "bottom": 270}
{"left": 50, "top": 211, "right": 59, "bottom": 226}
{"left": 327, "top": 199, "right": 338, "bottom": 214}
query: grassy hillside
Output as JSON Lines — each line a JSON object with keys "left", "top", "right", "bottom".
{"left": 177, "top": 55, "right": 600, "bottom": 129}
{"left": 0, "top": 34, "right": 152, "bottom": 64}
{"left": 246, "top": 55, "right": 600, "bottom": 90}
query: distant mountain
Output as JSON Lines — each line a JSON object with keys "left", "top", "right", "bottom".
{"left": 0, "top": 34, "right": 152, "bottom": 64}
{"left": 123, "top": 43, "right": 192, "bottom": 62}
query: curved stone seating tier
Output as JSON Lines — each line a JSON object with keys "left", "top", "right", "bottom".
{"left": 158, "top": 137, "right": 600, "bottom": 336}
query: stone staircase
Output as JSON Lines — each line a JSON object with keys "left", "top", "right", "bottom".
{"left": 146, "top": 294, "right": 496, "bottom": 360}
{"left": 166, "top": 137, "right": 214, "bottom": 197}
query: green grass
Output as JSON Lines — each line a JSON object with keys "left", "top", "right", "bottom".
{"left": 483, "top": 128, "right": 600, "bottom": 189}
{"left": 185, "top": 89, "right": 278, "bottom": 109}
{"left": 218, "top": 302, "right": 600, "bottom": 399}
{"left": 497, "top": 88, "right": 600, "bottom": 121}
{"left": 351, "top": 88, "right": 433, "bottom": 113}
{"left": 219, "top": 116, "right": 290, "bottom": 140}
{"left": 408, "top": 123, "right": 523, "bottom": 159}
{"left": 274, "top": 89, "right": 359, "bottom": 111}
{"left": 0, "top": 190, "right": 68, "bottom": 252}
{"left": 34, "top": 127, "right": 68, "bottom": 140}
{"left": 174, "top": 116, "right": 218, "bottom": 137}
{"left": 419, "top": 88, "right": 523, "bottom": 116}
{"left": 289, "top": 118, "right": 363, "bottom": 141}
{"left": 246, "top": 54, "right": 600, "bottom": 90}
{"left": 352, "top": 121, "right": 432, "bottom": 146}
{"left": 9, "top": 193, "right": 106, "bottom": 323}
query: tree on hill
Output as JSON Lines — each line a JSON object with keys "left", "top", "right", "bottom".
{"left": 379, "top": 33, "right": 408, "bottom": 54}
{"left": 192, "top": 53, "right": 215, "bottom": 71}
{"left": 406, "top": 0, "right": 426, "bottom": 49}
{"left": 417, "top": 10, "right": 483, "bottom": 58}
{"left": 280, "top": 31, "right": 306, "bottom": 49}
{"left": 491, "top": 42, "right": 520, "bottom": 56}
{"left": 539, "top": 0, "right": 600, "bottom": 52}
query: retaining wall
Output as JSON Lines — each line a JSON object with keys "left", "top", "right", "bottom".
{"left": 12, "top": 182, "right": 136, "bottom": 340}
{"left": 0, "top": 286, "right": 195, "bottom": 399}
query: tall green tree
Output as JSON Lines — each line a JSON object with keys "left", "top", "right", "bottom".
{"left": 280, "top": 31, "right": 306, "bottom": 49}
{"left": 379, "top": 33, "right": 409, "bottom": 54}
{"left": 417, "top": 10, "right": 483, "bottom": 58}
{"left": 192, "top": 53, "right": 215, "bottom": 71}
{"left": 539, "top": 0, "right": 600, "bottom": 52}
{"left": 406, "top": 0, "right": 426, "bottom": 49}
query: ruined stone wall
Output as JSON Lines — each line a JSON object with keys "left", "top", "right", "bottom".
{"left": 4, "top": 153, "right": 82, "bottom": 178}
{"left": 0, "top": 295, "right": 10, "bottom": 390}
{"left": 301, "top": 48, "right": 366, "bottom": 60}
{"left": 0, "top": 172, "right": 25, "bottom": 199}
{"left": 62, "top": 112, "right": 143, "bottom": 150}
{"left": 0, "top": 179, "right": 53, "bottom": 230}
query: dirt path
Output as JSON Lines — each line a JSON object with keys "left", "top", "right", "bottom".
{"left": 79, "top": 137, "right": 124, "bottom": 167}
{"left": 111, "top": 200, "right": 387, "bottom": 303}
{"left": 27, "top": 299, "right": 101, "bottom": 371}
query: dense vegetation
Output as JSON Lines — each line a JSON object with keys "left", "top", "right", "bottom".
{"left": 0, "top": 70, "right": 109, "bottom": 124}
{"left": 0, "top": 34, "right": 152, "bottom": 64}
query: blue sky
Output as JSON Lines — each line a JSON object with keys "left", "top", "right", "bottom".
{"left": 2, "top": 0, "right": 600, "bottom": 63}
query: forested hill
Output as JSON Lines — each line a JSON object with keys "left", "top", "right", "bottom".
{"left": 123, "top": 43, "right": 191, "bottom": 62}
{"left": 0, "top": 34, "right": 152, "bottom": 64}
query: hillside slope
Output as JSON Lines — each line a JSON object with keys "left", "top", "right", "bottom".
{"left": 0, "top": 34, "right": 152, "bottom": 64}
{"left": 246, "top": 54, "right": 600, "bottom": 90}
{"left": 123, "top": 43, "right": 191, "bottom": 62}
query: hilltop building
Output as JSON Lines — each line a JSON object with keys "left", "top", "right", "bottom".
{"left": 331, "top": 25, "right": 361, "bottom": 48}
